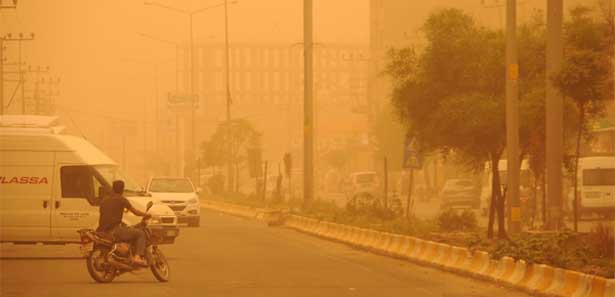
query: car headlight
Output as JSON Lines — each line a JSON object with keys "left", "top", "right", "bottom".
{"left": 150, "top": 218, "right": 161, "bottom": 224}
{"left": 188, "top": 197, "right": 199, "bottom": 204}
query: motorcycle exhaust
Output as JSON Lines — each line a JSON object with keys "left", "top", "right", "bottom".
{"left": 106, "top": 254, "right": 134, "bottom": 271}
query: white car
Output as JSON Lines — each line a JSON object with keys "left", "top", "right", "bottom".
{"left": 146, "top": 177, "right": 201, "bottom": 227}
{"left": 0, "top": 115, "right": 180, "bottom": 244}
{"left": 342, "top": 171, "right": 381, "bottom": 208}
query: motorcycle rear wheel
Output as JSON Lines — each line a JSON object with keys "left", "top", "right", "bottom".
{"left": 86, "top": 248, "right": 116, "bottom": 283}
{"left": 149, "top": 247, "right": 170, "bottom": 282}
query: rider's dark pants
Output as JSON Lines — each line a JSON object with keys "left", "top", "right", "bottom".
{"left": 113, "top": 226, "right": 146, "bottom": 256}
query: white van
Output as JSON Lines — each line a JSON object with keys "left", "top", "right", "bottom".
{"left": 0, "top": 116, "right": 180, "bottom": 244}
{"left": 576, "top": 156, "right": 615, "bottom": 217}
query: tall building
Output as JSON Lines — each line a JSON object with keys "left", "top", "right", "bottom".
{"left": 174, "top": 42, "right": 371, "bottom": 183}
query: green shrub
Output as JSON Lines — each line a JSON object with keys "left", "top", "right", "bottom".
{"left": 590, "top": 222, "right": 614, "bottom": 258}
{"left": 437, "top": 209, "right": 477, "bottom": 232}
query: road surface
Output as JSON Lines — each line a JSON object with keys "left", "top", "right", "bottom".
{"left": 1, "top": 209, "right": 531, "bottom": 297}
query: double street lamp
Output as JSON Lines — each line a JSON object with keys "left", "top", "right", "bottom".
{"left": 144, "top": 1, "right": 236, "bottom": 187}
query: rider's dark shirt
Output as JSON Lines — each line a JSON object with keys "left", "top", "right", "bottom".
{"left": 97, "top": 194, "right": 131, "bottom": 232}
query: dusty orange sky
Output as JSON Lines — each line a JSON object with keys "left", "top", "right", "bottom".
{"left": 0, "top": 0, "right": 588, "bottom": 131}
{"left": 0, "top": 0, "right": 369, "bottom": 118}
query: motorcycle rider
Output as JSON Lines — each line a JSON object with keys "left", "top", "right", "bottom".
{"left": 97, "top": 180, "right": 151, "bottom": 266}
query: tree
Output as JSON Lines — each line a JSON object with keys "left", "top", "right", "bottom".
{"left": 553, "top": 5, "right": 614, "bottom": 231}
{"left": 387, "top": 8, "right": 558, "bottom": 239}
{"left": 201, "top": 119, "right": 261, "bottom": 193}
{"left": 387, "top": 9, "right": 512, "bottom": 239}
{"left": 200, "top": 140, "right": 224, "bottom": 171}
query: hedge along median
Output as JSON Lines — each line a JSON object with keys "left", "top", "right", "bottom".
{"left": 201, "top": 199, "right": 614, "bottom": 297}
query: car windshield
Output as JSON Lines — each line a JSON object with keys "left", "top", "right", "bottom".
{"left": 583, "top": 169, "right": 615, "bottom": 186}
{"left": 149, "top": 178, "right": 194, "bottom": 193}
{"left": 94, "top": 165, "right": 142, "bottom": 193}
{"left": 356, "top": 173, "right": 376, "bottom": 184}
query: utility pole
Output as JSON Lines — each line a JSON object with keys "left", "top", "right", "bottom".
{"left": 546, "top": 0, "right": 564, "bottom": 230}
{"left": 0, "top": 33, "right": 34, "bottom": 115}
{"left": 1, "top": 37, "right": 4, "bottom": 116}
{"left": 188, "top": 13, "right": 197, "bottom": 183}
{"left": 26, "top": 66, "right": 50, "bottom": 115}
{"left": 154, "top": 64, "right": 159, "bottom": 154}
{"left": 384, "top": 157, "right": 388, "bottom": 209}
{"left": 506, "top": 0, "right": 521, "bottom": 233}
{"left": 224, "top": 0, "right": 233, "bottom": 192}
{"left": 44, "top": 77, "right": 60, "bottom": 114}
{"left": 303, "top": 0, "right": 314, "bottom": 208}
{"left": 0, "top": 1, "right": 18, "bottom": 115}
{"left": 19, "top": 40, "right": 23, "bottom": 114}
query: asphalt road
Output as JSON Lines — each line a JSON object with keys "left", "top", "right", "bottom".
{"left": 1, "top": 209, "right": 531, "bottom": 297}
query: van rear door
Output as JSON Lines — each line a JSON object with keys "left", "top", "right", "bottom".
{"left": 0, "top": 152, "right": 53, "bottom": 242}
{"left": 51, "top": 165, "right": 101, "bottom": 241}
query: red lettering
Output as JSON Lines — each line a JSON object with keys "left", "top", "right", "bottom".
{"left": 0, "top": 176, "right": 49, "bottom": 185}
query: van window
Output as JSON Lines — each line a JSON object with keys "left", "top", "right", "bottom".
{"left": 61, "top": 166, "right": 94, "bottom": 198}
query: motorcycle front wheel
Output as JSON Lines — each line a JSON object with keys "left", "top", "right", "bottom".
{"left": 149, "top": 247, "right": 170, "bottom": 282}
{"left": 86, "top": 248, "right": 116, "bottom": 283}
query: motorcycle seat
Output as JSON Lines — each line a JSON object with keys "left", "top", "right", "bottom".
{"left": 93, "top": 231, "right": 115, "bottom": 244}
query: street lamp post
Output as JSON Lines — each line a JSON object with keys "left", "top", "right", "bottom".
{"left": 224, "top": 0, "right": 233, "bottom": 192}
{"left": 304, "top": 0, "right": 314, "bottom": 208}
{"left": 144, "top": 1, "right": 236, "bottom": 186}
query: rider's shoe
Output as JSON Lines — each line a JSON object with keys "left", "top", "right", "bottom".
{"left": 132, "top": 256, "right": 148, "bottom": 267}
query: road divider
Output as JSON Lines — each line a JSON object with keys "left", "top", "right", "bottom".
{"left": 201, "top": 199, "right": 613, "bottom": 297}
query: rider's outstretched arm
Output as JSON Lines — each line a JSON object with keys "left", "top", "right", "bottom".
{"left": 127, "top": 202, "right": 148, "bottom": 217}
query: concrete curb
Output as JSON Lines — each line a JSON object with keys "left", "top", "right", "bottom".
{"left": 202, "top": 200, "right": 613, "bottom": 297}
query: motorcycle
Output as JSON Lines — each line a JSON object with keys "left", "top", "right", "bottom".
{"left": 77, "top": 201, "right": 170, "bottom": 283}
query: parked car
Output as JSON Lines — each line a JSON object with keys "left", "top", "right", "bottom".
{"left": 0, "top": 115, "right": 179, "bottom": 244}
{"left": 343, "top": 171, "right": 381, "bottom": 209}
{"left": 440, "top": 178, "right": 480, "bottom": 209}
{"left": 146, "top": 177, "right": 201, "bottom": 227}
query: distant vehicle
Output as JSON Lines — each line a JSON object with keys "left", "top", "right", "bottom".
{"left": 343, "top": 171, "right": 381, "bottom": 209}
{"left": 146, "top": 177, "right": 201, "bottom": 227}
{"left": 574, "top": 156, "right": 615, "bottom": 218}
{"left": 440, "top": 178, "right": 479, "bottom": 209}
{"left": 479, "top": 159, "right": 531, "bottom": 215}
{"left": 0, "top": 115, "right": 179, "bottom": 244}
